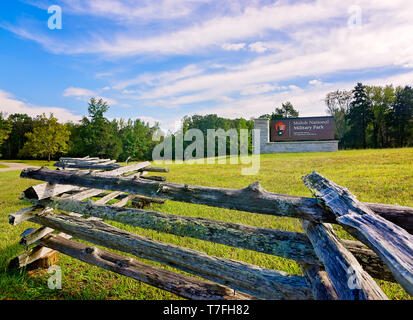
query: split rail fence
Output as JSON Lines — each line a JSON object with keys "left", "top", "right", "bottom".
{"left": 7, "top": 156, "right": 413, "bottom": 300}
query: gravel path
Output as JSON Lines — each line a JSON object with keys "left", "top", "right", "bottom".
{"left": 0, "top": 162, "right": 40, "bottom": 172}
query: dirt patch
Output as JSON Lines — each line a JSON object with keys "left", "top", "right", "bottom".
{"left": 0, "top": 162, "right": 40, "bottom": 172}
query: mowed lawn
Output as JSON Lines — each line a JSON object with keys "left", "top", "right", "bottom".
{"left": 0, "top": 148, "right": 412, "bottom": 300}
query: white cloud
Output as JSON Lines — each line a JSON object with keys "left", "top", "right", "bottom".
{"left": 95, "top": 72, "right": 114, "bottom": 78}
{"left": 7, "top": 0, "right": 351, "bottom": 56}
{"left": 192, "top": 70, "right": 413, "bottom": 120}
{"left": 58, "top": 0, "right": 207, "bottom": 21}
{"left": 248, "top": 42, "right": 268, "bottom": 53}
{"left": 84, "top": 0, "right": 348, "bottom": 56}
{"left": 135, "top": 115, "right": 161, "bottom": 126}
{"left": 5, "top": 0, "right": 413, "bottom": 127}
{"left": 1, "top": 24, "right": 62, "bottom": 54}
{"left": 129, "top": 5, "right": 413, "bottom": 105}
{"left": 113, "top": 64, "right": 204, "bottom": 90}
{"left": 222, "top": 43, "right": 246, "bottom": 51}
{"left": 217, "top": 96, "right": 234, "bottom": 102}
{"left": 241, "top": 83, "right": 278, "bottom": 95}
{"left": 121, "top": 89, "right": 135, "bottom": 94}
{"left": 309, "top": 79, "right": 323, "bottom": 86}
{"left": 129, "top": 69, "right": 413, "bottom": 129}
{"left": 63, "top": 87, "right": 118, "bottom": 106}
{"left": 8, "top": 0, "right": 413, "bottom": 60}
{"left": 97, "top": 96, "right": 119, "bottom": 106}
{"left": 363, "top": 70, "right": 413, "bottom": 88}
{"left": 0, "top": 89, "right": 81, "bottom": 122}
{"left": 63, "top": 87, "right": 95, "bottom": 98}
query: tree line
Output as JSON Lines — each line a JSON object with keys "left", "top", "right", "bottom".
{"left": 325, "top": 83, "right": 413, "bottom": 149}
{"left": 178, "top": 114, "right": 255, "bottom": 157}
{"left": 0, "top": 98, "right": 159, "bottom": 161}
{"left": 0, "top": 82, "right": 412, "bottom": 161}
{"left": 256, "top": 83, "right": 413, "bottom": 149}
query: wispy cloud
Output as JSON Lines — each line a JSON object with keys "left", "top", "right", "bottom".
{"left": 63, "top": 87, "right": 118, "bottom": 106}
{"left": 6, "top": 0, "right": 348, "bottom": 56}
{"left": 222, "top": 43, "right": 246, "bottom": 51}
{"left": 309, "top": 79, "right": 323, "bottom": 86}
{"left": 7, "top": 1, "right": 413, "bottom": 61}
{"left": 0, "top": 89, "right": 81, "bottom": 122}
{"left": 112, "top": 64, "right": 205, "bottom": 90}
{"left": 77, "top": 0, "right": 346, "bottom": 56}
{"left": 3, "top": 0, "right": 413, "bottom": 130}
{"left": 240, "top": 84, "right": 281, "bottom": 96}
{"left": 119, "top": 3, "right": 413, "bottom": 107}
{"left": 248, "top": 42, "right": 268, "bottom": 53}
{"left": 191, "top": 70, "right": 413, "bottom": 121}
{"left": 63, "top": 87, "right": 95, "bottom": 98}
{"left": 58, "top": 0, "right": 209, "bottom": 22}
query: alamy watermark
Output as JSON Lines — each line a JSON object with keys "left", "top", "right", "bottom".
{"left": 152, "top": 128, "right": 261, "bottom": 175}
{"left": 347, "top": 5, "right": 362, "bottom": 29}
{"left": 48, "top": 5, "right": 62, "bottom": 30}
{"left": 47, "top": 265, "right": 62, "bottom": 290}
{"left": 336, "top": 256, "right": 362, "bottom": 290}
{"left": 46, "top": 4, "right": 362, "bottom": 31}
{"left": 346, "top": 265, "right": 362, "bottom": 290}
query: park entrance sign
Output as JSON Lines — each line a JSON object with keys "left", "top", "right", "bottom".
{"left": 254, "top": 117, "right": 338, "bottom": 154}
{"left": 270, "top": 116, "right": 335, "bottom": 142}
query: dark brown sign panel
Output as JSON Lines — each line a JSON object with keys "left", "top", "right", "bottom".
{"left": 270, "top": 116, "right": 335, "bottom": 141}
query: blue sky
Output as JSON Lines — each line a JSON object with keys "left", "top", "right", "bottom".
{"left": 1, "top": 0, "right": 413, "bottom": 131}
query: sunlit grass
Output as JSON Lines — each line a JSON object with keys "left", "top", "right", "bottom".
{"left": 0, "top": 148, "right": 412, "bottom": 300}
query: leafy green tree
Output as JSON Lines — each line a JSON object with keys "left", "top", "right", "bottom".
{"left": 366, "top": 85, "right": 395, "bottom": 148}
{"left": 64, "top": 99, "right": 160, "bottom": 161}
{"left": 258, "top": 102, "right": 299, "bottom": 119}
{"left": 180, "top": 114, "right": 254, "bottom": 157}
{"left": 347, "top": 83, "right": 373, "bottom": 149}
{"left": 325, "top": 90, "right": 352, "bottom": 148}
{"left": 392, "top": 86, "right": 413, "bottom": 147}
{"left": 0, "top": 112, "right": 11, "bottom": 157}
{"left": 19, "top": 113, "right": 70, "bottom": 161}
{"left": 79, "top": 98, "right": 122, "bottom": 159}
{"left": 65, "top": 121, "right": 84, "bottom": 157}
{"left": 118, "top": 118, "right": 159, "bottom": 161}
{"left": 1, "top": 113, "right": 34, "bottom": 159}
{"left": 271, "top": 102, "right": 299, "bottom": 119}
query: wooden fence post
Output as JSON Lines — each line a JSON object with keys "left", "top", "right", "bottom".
{"left": 303, "top": 171, "right": 413, "bottom": 296}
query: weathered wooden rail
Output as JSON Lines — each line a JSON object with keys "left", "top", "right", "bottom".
{"left": 7, "top": 157, "right": 413, "bottom": 300}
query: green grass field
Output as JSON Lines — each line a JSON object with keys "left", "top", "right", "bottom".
{"left": 0, "top": 148, "right": 412, "bottom": 300}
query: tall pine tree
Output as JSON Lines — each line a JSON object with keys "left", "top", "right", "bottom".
{"left": 393, "top": 86, "right": 413, "bottom": 147}
{"left": 79, "top": 98, "right": 122, "bottom": 159}
{"left": 347, "top": 83, "right": 373, "bottom": 149}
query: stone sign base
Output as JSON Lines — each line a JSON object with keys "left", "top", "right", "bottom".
{"left": 253, "top": 118, "right": 338, "bottom": 154}
{"left": 257, "top": 140, "right": 339, "bottom": 154}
